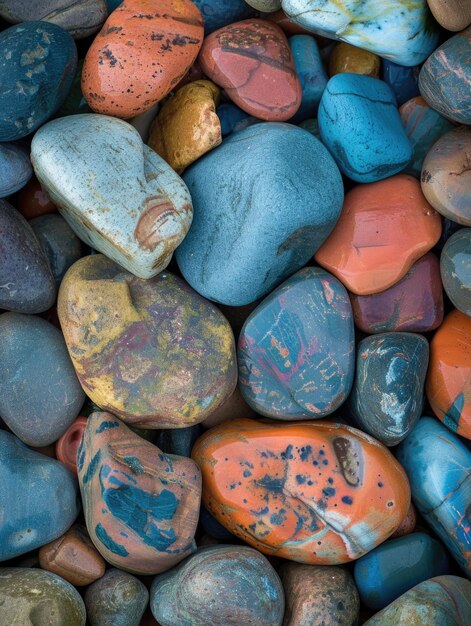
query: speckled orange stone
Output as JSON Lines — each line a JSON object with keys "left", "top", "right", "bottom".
{"left": 192, "top": 419, "right": 410, "bottom": 564}
{"left": 426, "top": 309, "right": 471, "bottom": 440}
{"left": 82, "top": 0, "right": 204, "bottom": 119}
{"left": 148, "top": 80, "right": 221, "bottom": 174}
{"left": 329, "top": 43, "right": 380, "bottom": 77}
{"left": 315, "top": 174, "right": 442, "bottom": 295}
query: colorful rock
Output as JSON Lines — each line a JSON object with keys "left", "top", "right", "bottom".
{"left": 421, "top": 127, "right": 471, "bottom": 226}
{"left": 0, "top": 430, "right": 80, "bottom": 561}
{"left": 238, "top": 267, "right": 355, "bottom": 419}
{"left": 382, "top": 60, "right": 420, "bottom": 106}
{"left": 176, "top": 122, "right": 343, "bottom": 305}
{"left": 193, "top": 0, "right": 254, "bottom": 34}
{"left": 78, "top": 411, "right": 201, "bottom": 574}
{"left": 350, "top": 253, "right": 444, "bottom": 333}
{"left": 363, "top": 576, "right": 471, "bottom": 625}
{"left": 441, "top": 229, "right": 471, "bottom": 317}
{"left": 217, "top": 102, "right": 254, "bottom": 137}
{"left": 192, "top": 419, "right": 411, "bottom": 564}
{"left": 282, "top": 0, "right": 438, "bottom": 66}
{"left": 39, "top": 525, "right": 106, "bottom": 586}
{"left": 289, "top": 35, "right": 327, "bottom": 121}
{"left": 202, "top": 387, "right": 256, "bottom": 428}
{"left": 59, "top": 60, "right": 92, "bottom": 116}
{"left": 391, "top": 502, "right": 417, "bottom": 538}
{"left": 427, "top": 0, "right": 471, "bottom": 31}
{"left": 31, "top": 114, "right": 193, "bottom": 279}
{"left": 0, "top": 21, "right": 77, "bottom": 141}
{"left": 279, "top": 563, "right": 360, "bottom": 626}
{"left": 0, "top": 568, "right": 86, "bottom": 626}
{"left": 0, "top": 313, "right": 85, "bottom": 447}
{"left": 318, "top": 74, "right": 412, "bottom": 183}
{"left": 328, "top": 42, "right": 380, "bottom": 78}
{"left": 85, "top": 568, "right": 149, "bottom": 626}
{"left": 419, "top": 27, "right": 471, "bottom": 125}
{"left": 426, "top": 309, "right": 471, "bottom": 440}
{"left": 315, "top": 175, "right": 442, "bottom": 295}
{"left": 58, "top": 256, "right": 236, "bottom": 428}
{"left": 0, "top": 199, "right": 56, "bottom": 313}
{"left": 354, "top": 533, "right": 450, "bottom": 610}
{"left": 148, "top": 80, "right": 221, "bottom": 174}
{"left": 150, "top": 545, "right": 285, "bottom": 626}
{"left": 199, "top": 19, "right": 301, "bottom": 121}
{"left": 0, "top": 142, "right": 32, "bottom": 197}
{"left": 399, "top": 96, "right": 454, "bottom": 179}
{"left": 82, "top": 0, "right": 204, "bottom": 118}
{"left": 350, "top": 333, "right": 429, "bottom": 446}
{"left": 55, "top": 416, "right": 88, "bottom": 475}
{"left": 17, "top": 175, "right": 57, "bottom": 219}
{"left": 397, "top": 417, "right": 471, "bottom": 576}
{"left": 0, "top": 0, "right": 107, "bottom": 39}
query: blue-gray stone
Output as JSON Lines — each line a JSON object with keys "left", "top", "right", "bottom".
{"left": 289, "top": 35, "right": 327, "bottom": 122}
{"left": 0, "top": 142, "right": 32, "bottom": 197}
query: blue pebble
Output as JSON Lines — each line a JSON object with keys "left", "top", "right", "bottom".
{"left": 193, "top": 0, "right": 254, "bottom": 33}
{"left": 199, "top": 506, "right": 235, "bottom": 540}
{"left": 0, "top": 22, "right": 77, "bottom": 141}
{"left": 217, "top": 103, "right": 254, "bottom": 138}
{"left": 157, "top": 424, "right": 202, "bottom": 459}
{"left": 318, "top": 73, "right": 412, "bottom": 183}
{"left": 176, "top": 122, "right": 344, "bottom": 305}
{"left": 0, "top": 142, "right": 32, "bottom": 197}
{"left": 382, "top": 60, "right": 420, "bottom": 106}
{"left": 0, "top": 430, "right": 80, "bottom": 561}
{"left": 289, "top": 35, "right": 327, "bottom": 122}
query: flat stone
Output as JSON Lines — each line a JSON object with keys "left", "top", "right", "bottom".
{"left": 238, "top": 267, "right": 355, "bottom": 419}
{"left": 427, "top": 0, "right": 471, "bottom": 31}
{"left": 0, "top": 430, "right": 80, "bottom": 561}
{"left": 176, "top": 122, "right": 343, "bottom": 305}
{"left": 150, "top": 545, "right": 285, "bottom": 626}
{"left": 441, "top": 228, "right": 471, "bottom": 317}
{"left": 31, "top": 114, "right": 193, "bottom": 279}
{"left": 397, "top": 418, "right": 471, "bottom": 577}
{"left": 328, "top": 42, "right": 380, "bottom": 78}
{"left": 289, "top": 35, "right": 327, "bottom": 121}
{"left": 192, "top": 419, "right": 410, "bottom": 564}
{"left": 318, "top": 74, "right": 412, "bottom": 183}
{"left": 58, "top": 255, "right": 237, "bottom": 428}
{"left": 0, "top": 142, "right": 32, "bottom": 197}
{"left": 315, "top": 175, "right": 442, "bottom": 295}
{"left": 78, "top": 411, "right": 201, "bottom": 574}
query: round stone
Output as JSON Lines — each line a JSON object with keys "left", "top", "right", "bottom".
{"left": 441, "top": 228, "right": 471, "bottom": 317}
{"left": 329, "top": 42, "right": 380, "bottom": 78}
{"left": 0, "top": 142, "right": 32, "bottom": 197}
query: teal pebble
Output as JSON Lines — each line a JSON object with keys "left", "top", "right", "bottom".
{"left": 0, "top": 142, "right": 32, "bottom": 197}
{"left": 289, "top": 35, "right": 327, "bottom": 122}
{"left": 440, "top": 229, "right": 471, "bottom": 318}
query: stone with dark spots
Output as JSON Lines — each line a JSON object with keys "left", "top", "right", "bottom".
{"left": 441, "top": 229, "right": 471, "bottom": 317}
{"left": 78, "top": 411, "right": 201, "bottom": 575}
{"left": 150, "top": 545, "right": 285, "bottom": 626}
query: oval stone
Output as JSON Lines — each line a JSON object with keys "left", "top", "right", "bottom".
{"left": 0, "top": 568, "right": 85, "bottom": 626}
{"left": 279, "top": 563, "right": 359, "bottom": 626}
{"left": 0, "top": 312, "right": 85, "bottom": 446}
{"left": 0, "top": 142, "right": 32, "bottom": 197}
{"left": 31, "top": 114, "right": 193, "bottom": 279}
{"left": 350, "top": 333, "right": 429, "bottom": 446}
{"left": 426, "top": 310, "right": 471, "bottom": 440}
{"left": 354, "top": 532, "right": 450, "bottom": 610}
{"left": 289, "top": 34, "right": 327, "bottom": 121}
{"left": 238, "top": 267, "right": 355, "bottom": 419}
{"left": 17, "top": 175, "right": 57, "bottom": 220}
{"left": 0, "top": 430, "right": 80, "bottom": 561}
{"left": 78, "top": 411, "right": 201, "bottom": 575}
{"left": 58, "top": 255, "right": 236, "bottom": 428}
{"left": 192, "top": 419, "right": 411, "bottom": 564}
{"left": 421, "top": 127, "right": 471, "bottom": 226}
{"left": 427, "top": 0, "right": 471, "bottom": 31}
{"left": 0, "top": 21, "right": 77, "bottom": 141}
{"left": 82, "top": 0, "right": 204, "bottom": 118}
{"left": 55, "top": 416, "right": 88, "bottom": 475}
{"left": 441, "top": 228, "right": 471, "bottom": 317}
{"left": 397, "top": 417, "right": 471, "bottom": 577}
{"left": 150, "top": 545, "right": 285, "bottom": 626}
{"left": 328, "top": 42, "right": 380, "bottom": 78}
{"left": 199, "top": 19, "right": 302, "bottom": 122}
{"left": 193, "top": 0, "right": 254, "bottom": 34}
{"left": 176, "top": 122, "right": 343, "bottom": 306}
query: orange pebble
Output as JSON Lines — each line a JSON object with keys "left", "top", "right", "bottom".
{"left": 17, "top": 176, "right": 57, "bottom": 220}
{"left": 55, "top": 416, "right": 88, "bottom": 475}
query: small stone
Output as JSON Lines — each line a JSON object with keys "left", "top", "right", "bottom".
{"left": 328, "top": 42, "right": 380, "bottom": 78}
{"left": 427, "top": 0, "right": 471, "bottom": 32}
{"left": 59, "top": 59, "right": 92, "bottom": 117}
{"left": 17, "top": 175, "right": 57, "bottom": 219}
{"left": 0, "top": 142, "right": 32, "bottom": 197}
{"left": 193, "top": 0, "right": 254, "bottom": 34}
{"left": 246, "top": 0, "right": 282, "bottom": 10}
{"left": 382, "top": 60, "right": 420, "bottom": 106}
{"left": 289, "top": 35, "right": 327, "bottom": 121}
{"left": 150, "top": 545, "right": 285, "bottom": 626}
{"left": 441, "top": 228, "right": 471, "bottom": 317}
{"left": 202, "top": 384, "right": 256, "bottom": 429}
{"left": 391, "top": 502, "right": 417, "bottom": 539}
{"left": 85, "top": 568, "right": 149, "bottom": 626}
{"left": 55, "top": 416, "right": 88, "bottom": 475}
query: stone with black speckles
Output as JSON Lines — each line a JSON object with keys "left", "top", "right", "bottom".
{"left": 397, "top": 418, "right": 471, "bottom": 577}
{"left": 31, "top": 114, "right": 193, "bottom": 279}
{"left": 0, "top": 142, "right": 32, "bottom": 197}
{"left": 441, "top": 229, "right": 471, "bottom": 318}
{"left": 0, "top": 568, "right": 85, "bottom": 626}
{"left": 279, "top": 562, "right": 359, "bottom": 626}
{"left": 78, "top": 411, "right": 202, "bottom": 575}
{"left": 363, "top": 576, "right": 471, "bottom": 625}
{"left": 419, "top": 27, "right": 471, "bottom": 125}
{"left": 58, "top": 255, "right": 237, "bottom": 428}
{"left": 0, "top": 21, "right": 77, "bottom": 141}
{"left": 85, "top": 567, "right": 149, "bottom": 626}
{"left": 350, "top": 332, "right": 429, "bottom": 446}
{"left": 150, "top": 544, "right": 285, "bottom": 626}
{"left": 82, "top": 0, "right": 204, "bottom": 119}
{"left": 318, "top": 73, "right": 412, "bottom": 183}
{"left": 0, "top": 199, "right": 56, "bottom": 313}
{"left": 0, "top": 0, "right": 107, "bottom": 39}
{"left": 176, "top": 122, "right": 343, "bottom": 306}
{"left": 192, "top": 419, "right": 410, "bottom": 564}
{"left": 238, "top": 267, "right": 355, "bottom": 420}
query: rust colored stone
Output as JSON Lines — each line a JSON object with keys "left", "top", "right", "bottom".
{"left": 329, "top": 42, "right": 381, "bottom": 77}
{"left": 201, "top": 387, "right": 256, "bottom": 428}
{"left": 55, "top": 416, "right": 88, "bottom": 475}
{"left": 17, "top": 176, "right": 57, "bottom": 220}
{"left": 391, "top": 502, "right": 417, "bottom": 539}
